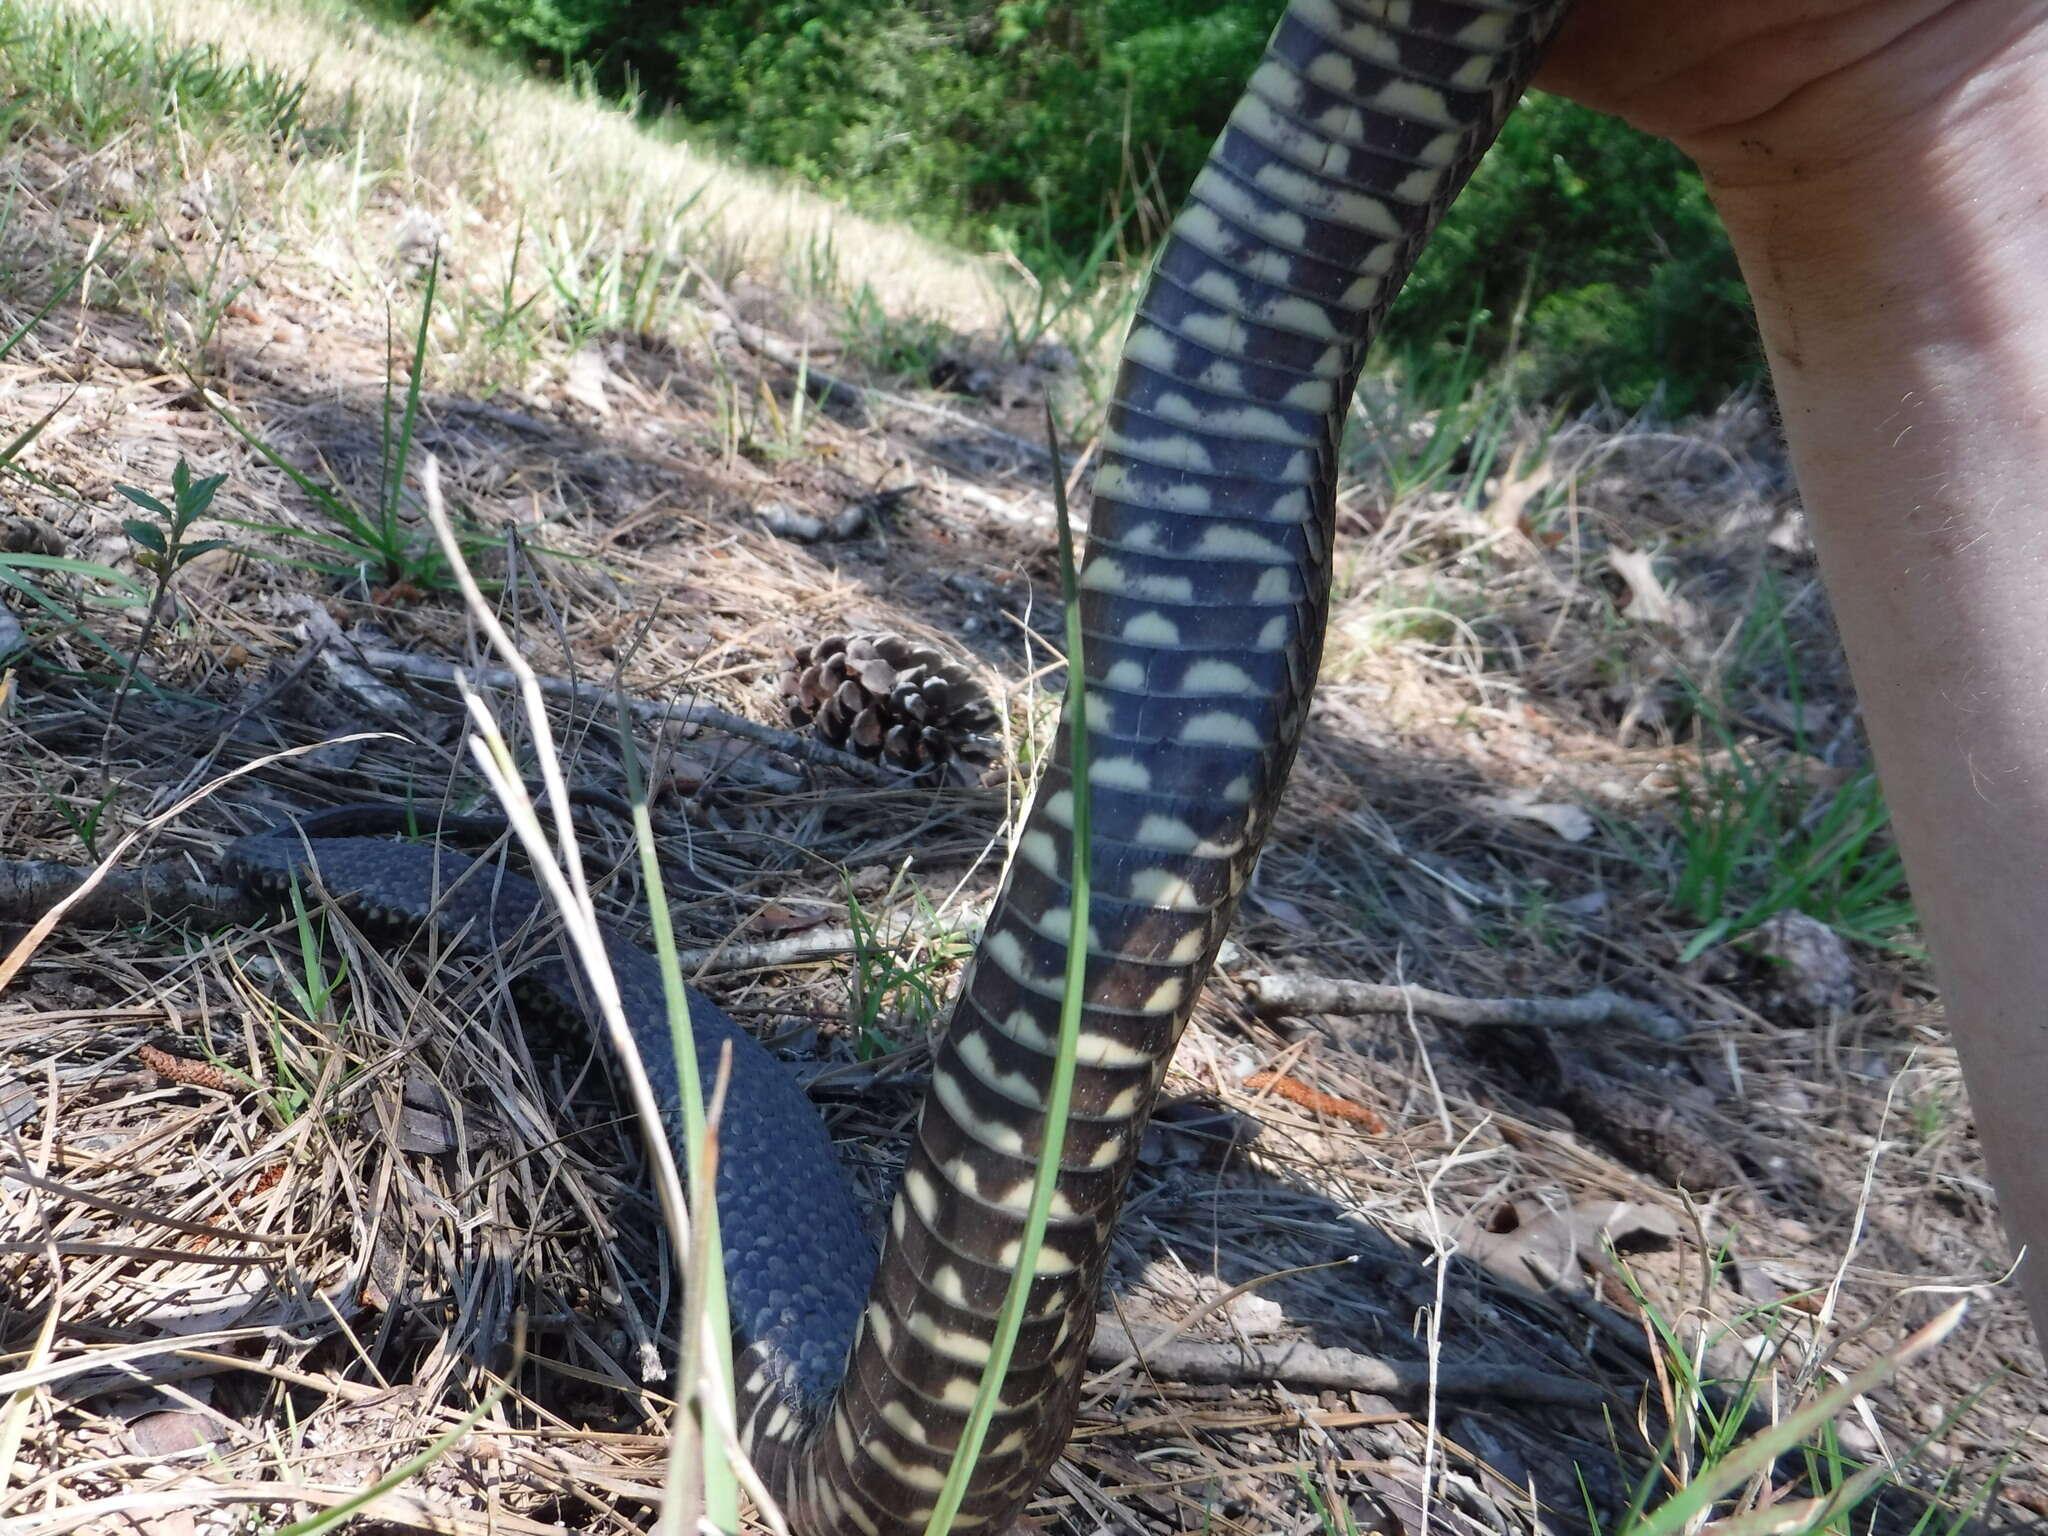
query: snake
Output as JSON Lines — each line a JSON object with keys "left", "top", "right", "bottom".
{"left": 223, "top": 3, "right": 1574, "bottom": 1531}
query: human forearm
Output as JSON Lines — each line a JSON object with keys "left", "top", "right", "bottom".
{"left": 1706, "top": 40, "right": 2048, "bottom": 1326}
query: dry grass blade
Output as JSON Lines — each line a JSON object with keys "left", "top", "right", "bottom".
{"left": 266, "top": 1314, "right": 525, "bottom": 1536}
{"left": 0, "top": 1325, "right": 305, "bottom": 1396}
{"left": 0, "top": 1258, "right": 61, "bottom": 1496}
{"left": 412, "top": 457, "right": 740, "bottom": 1530}
{"left": 414, "top": 457, "right": 692, "bottom": 1258}
{"left": 7, "top": 1483, "right": 564, "bottom": 1536}
{"left": 0, "top": 735, "right": 383, "bottom": 993}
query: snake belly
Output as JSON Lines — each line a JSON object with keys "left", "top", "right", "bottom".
{"left": 227, "top": 3, "right": 1574, "bottom": 1531}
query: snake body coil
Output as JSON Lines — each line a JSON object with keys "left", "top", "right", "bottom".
{"left": 230, "top": 3, "right": 1574, "bottom": 1529}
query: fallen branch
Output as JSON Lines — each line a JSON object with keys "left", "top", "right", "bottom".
{"left": 677, "top": 909, "right": 984, "bottom": 977}
{"left": 0, "top": 859, "right": 239, "bottom": 928}
{"left": 344, "top": 644, "right": 901, "bottom": 787}
{"left": 1, "top": 740, "right": 398, "bottom": 995}
{"left": 0, "top": 858, "right": 983, "bottom": 985}
{"left": 1088, "top": 1319, "right": 1606, "bottom": 1408}
{"left": 1247, "top": 974, "right": 1684, "bottom": 1042}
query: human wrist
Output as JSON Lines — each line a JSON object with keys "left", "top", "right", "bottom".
{"left": 1697, "top": 29, "right": 2048, "bottom": 359}
{"left": 1710, "top": 53, "right": 2048, "bottom": 708}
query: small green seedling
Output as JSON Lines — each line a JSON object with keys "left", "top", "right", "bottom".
{"left": 108, "top": 457, "right": 231, "bottom": 728}
{"left": 117, "top": 458, "right": 232, "bottom": 581}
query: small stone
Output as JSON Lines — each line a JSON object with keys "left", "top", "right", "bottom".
{"left": 1754, "top": 909, "right": 1857, "bottom": 1017}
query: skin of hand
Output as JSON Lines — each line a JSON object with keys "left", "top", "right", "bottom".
{"left": 1540, "top": 1, "right": 2029, "bottom": 179}
{"left": 1540, "top": 2, "right": 2048, "bottom": 1343}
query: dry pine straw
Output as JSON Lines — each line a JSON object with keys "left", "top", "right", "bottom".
{"left": 3, "top": 402, "right": 2038, "bottom": 1533}
{"left": 0, "top": 33, "right": 2042, "bottom": 1536}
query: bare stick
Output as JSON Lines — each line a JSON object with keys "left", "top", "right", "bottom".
{"left": 343, "top": 644, "right": 898, "bottom": 787}
{"left": 0, "top": 737, "right": 384, "bottom": 993}
{"left": 0, "top": 860, "right": 243, "bottom": 927}
{"left": 0, "top": 859, "right": 983, "bottom": 985}
{"left": 676, "top": 908, "right": 984, "bottom": 977}
{"left": 1087, "top": 1319, "right": 1605, "bottom": 1408}
{"left": 1247, "top": 974, "right": 1684, "bottom": 1042}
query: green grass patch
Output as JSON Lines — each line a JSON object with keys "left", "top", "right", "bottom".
{"left": 845, "top": 872, "right": 972, "bottom": 1060}
{"left": 1665, "top": 745, "right": 1913, "bottom": 962}
{"left": 395, "top": 0, "right": 1761, "bottom": 412}
{"left": 0, "top": 0, "right": 342, "bottom": 154}
{"left": 1597, "top": 1258, "right": 1980, "bottom": 1536}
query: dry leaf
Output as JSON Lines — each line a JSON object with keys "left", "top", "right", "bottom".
{"left": 749, "top": 901, "right": 832, "bottom": 935}
{"left": 1487, "top": 444, "right": 1557, "bottom": 535}
{"left": 1608, "top": 545, "right": 1688, "bottom": 628}
{"left": 1245, "top": 890, "right": 1313, "bottom": 929}
{"left": 563, "top": 342, "right": 613, "bottom": 416}
{"left": 1473, "top": 788, "right": 1596, "bottom": 843}
{"left": 845, "top": 864, "right": 893, "bottom": 898}
{"left": 1456, "top": 1198, "right": 1680, "bottom": 1294}
{"left": 1223, "top": 1291, "right": 1284, "bottom": 1337}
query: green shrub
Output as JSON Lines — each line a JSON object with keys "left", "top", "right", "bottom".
{"left": 1394, "top": 94, "right": 1759, "bottom": 413}
{"left": 397, "top": 0, "right": 1762, "bottom": 410}
{"left": 403, "top": 0, "right": 640, "bottom": 59}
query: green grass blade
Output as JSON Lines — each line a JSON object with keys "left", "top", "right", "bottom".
{"left": 0, "top": 398, "right": 69, "bottom": 470}
{"left": 0, "top": 262, "right": 84, "bottom": 363}
{"left": 1625, "top": 1301, "right": 1965, "bottom": 1536}
{"left": 384, "top": 254, "right": 437, "bottom": 540}
{"left": 0, "top": 562, "right": 156, "bottom": 675}
{"left": 615, "top": 710, "right": 740, "bottom": 1535}
{"left": 204, "top": 393, "right": 392, "bottom": 557}
{"left": 0, "top": 552, "right": 151, "bottom": 600}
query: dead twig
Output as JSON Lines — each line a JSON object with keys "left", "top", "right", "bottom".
{"left": 0, "top": 859, "right": 240, "bottom": 928}
{"left": 678, "top": 908, "right": 983, "bottom": 977}
{"left": 1247, "top": 973, "right": 1684, "bottom": 1041}
{"left": 343, "top": 644, "right": 899, "bottom": 787}
{"left": 1087, "top": 1320, "right": 1606, "bottom": 1408}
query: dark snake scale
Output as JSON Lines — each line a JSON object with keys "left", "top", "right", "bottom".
{"left": 227, "top": 3, "right": 1574, "bottom": 1530}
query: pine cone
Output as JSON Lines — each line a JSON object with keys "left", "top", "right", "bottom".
{"left": 777, "top": 631, "right": 998, "bottom": 782}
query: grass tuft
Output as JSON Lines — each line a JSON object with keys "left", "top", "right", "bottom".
{"left": 1661, "top": 745, "right": 1913, "bottom": 961}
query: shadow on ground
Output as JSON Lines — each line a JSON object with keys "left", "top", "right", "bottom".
{"left": 1, "top": 210, "right": 2035, "bottom": 1535}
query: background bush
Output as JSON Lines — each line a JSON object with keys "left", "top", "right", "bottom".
{"left": 397, "top": 0, "right": 1761, "bottom": 412}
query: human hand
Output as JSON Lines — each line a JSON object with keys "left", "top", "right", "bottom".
{"left": 1538, "top": 1, "right": 2043, "bottom": 193}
